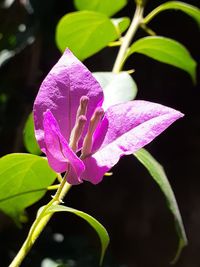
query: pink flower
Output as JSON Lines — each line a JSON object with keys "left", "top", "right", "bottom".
{"left": 33, "top": 49, "right": 183, "bottom": 185}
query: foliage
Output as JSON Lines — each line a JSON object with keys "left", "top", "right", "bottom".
{"left": 0, "top": 153, "right": 56, "bottom": 225}
{"left": 56, "top": 11, "right": 129, "bottom": 60}
{"left": 47, "top": 205, "right": 109, "bottom": 266}
{"left": 126, "top": 36, "right": 196, "bottom": 82}
{"left": 23, "top": 113, "right": 41, "bottom": 155}
{"left": 0, "top": 0, "right": 199, "bottom": 266}
{"left": 134, "top": 148, "right": 187, "bottom": 263}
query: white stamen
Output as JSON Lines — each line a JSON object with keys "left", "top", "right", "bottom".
{"left": 76, "top": 96, "right": 89, "bottom": 119}
{"left": 69, "top": 96, "right": 89, "bottom": 151}
{"left": 81, "top": 107, "right": 104, "bottom": 158}
{"left": 69, "top": 115, "right": 87, "bottom": 151}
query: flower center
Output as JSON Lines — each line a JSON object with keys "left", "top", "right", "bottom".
{"left": 69, "top": 96, "right": 104, "bottom": 158}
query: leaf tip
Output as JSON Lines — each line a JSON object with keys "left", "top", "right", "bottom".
{"left": 99, "top": 235, "right": 110, "bottom": 266}
{"left": 170, "top": 238, "right": 188, "bottom": 265}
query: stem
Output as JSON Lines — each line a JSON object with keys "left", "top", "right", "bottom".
{"left": 47, "top": 184, "right": 60, "bottom": 190}
{"left": 112, "top": 4, "right": 144, "bottom": 73}
{"left": 9, "top": 176, "right": 72, "bottom": 267}
{"left": 140, "top": 23, "right": 156, "bottom": 36}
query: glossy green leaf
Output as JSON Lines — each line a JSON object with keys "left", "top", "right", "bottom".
{"left": 134, "top": 148, "right": 187, "bottom": 263}
{"left": 47, "top": 204, "right": 109, "bottom": 266}
{"left": 111, "top": 17, "right": 130, "bottom": 37}
{"left": 127, "top": 36, "right": 196, "bottom": 82}
{"left": 23, "top": 113, "right": 41, "bottom": 155}
{"left": 143, "top": 1, "right": 200, "bottom": 26}
{"left": 74, "top": 0, "right": 127, "bottom": 17}
{"left": 56, "top": 11, "right": 119, "bottom": 60}
{"left": 0, "top": 153, "right": 56, "bottom": 225}
{"left": 93, "top": 72, "right": 137, "bottom": 110}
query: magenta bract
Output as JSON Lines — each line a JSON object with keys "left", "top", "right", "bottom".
{"left": 33, "top": 49, "right": 184, "bottom": 184}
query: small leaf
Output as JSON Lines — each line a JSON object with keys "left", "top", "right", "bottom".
{"left": 0, "top": 49, "right": 15, "bottom": 67}
{"left": 126, "top": 36, "right": 196, "bottom": 82}
{"left": 111, "top": 17, "right": 130, "bottom": 37}
{"left": 47, "top": 204, "right": 109, "bottom": 266}
{"left": 0, "top": 153, "right": 56, "bottom": 225}
{"left": 74, "top": 0, "right": 127, "bottom": 17}
{"left": 23, "top": 113, "right": 41, "bottom": 155}
{"left": 134, "top": 148, "right": 187, "bottom": 263}
{"left": 143, "top": 1, "right": 200, "bottom": 26}
{"left": 41, "top": 258, "right": 62, "bottom": 267}
{"left": 56, "top": 11, "right": 119, "bottom": 60}
{"left": 93, "top": 72, "right": 137, "bottom": 110}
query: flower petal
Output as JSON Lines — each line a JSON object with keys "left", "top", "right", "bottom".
{"left": 43, "top": 110, "right": 85, "bottom": 183}
{"left": 34, "top": 48, "right": 103, "bottom": 152}
{"left": 82, "top": 100, "right": 184, "bottom": 184}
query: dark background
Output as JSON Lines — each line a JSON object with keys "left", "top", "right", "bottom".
{"left": 0, "top": 0, "right": 200, "bottom": 266}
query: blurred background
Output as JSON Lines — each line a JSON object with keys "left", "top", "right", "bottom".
{"left": 0, "top": 0, "right": 199, "bottom": 266}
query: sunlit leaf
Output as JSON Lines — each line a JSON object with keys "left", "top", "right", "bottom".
{"left": 134, "top": 148, "right": 187, "bottom": 263}
{"left": 143, "top": 1, "right": 200, "bottom": 26}
{"left": 74, "top": 0, "right": 127, "bottom": 17}
{"left": 41, "top": 258, "right": 59, "bottom": 267}
{"left": 126, "top": 36, "right": 196, "bottom": 82}
{"left": 0, "top": 49, "right": 15, "bottom": 67}
{"left": 56, "top": 11, "right": 119, "bottom": 60}
{"left": 23, "top": 113, "right": 41, "bottom": 155}
{"left": 93, "top": 72, "right": 137, "bottom": 110}
{"left": 0, "top": 0, "right": 15, "bottom": 8}
{"left": 47, "top": 204, "right": 109, "bottom": 266}
{"left": 0, "top": 153, "right": 56, "bottom": 225}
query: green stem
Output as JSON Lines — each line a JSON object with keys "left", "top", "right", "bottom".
{"left": 140, "top": 23, "right": 156, "bottom": 36}
{"left": 47, "top": 184, "right": 60, "bottom": 190}
{"left": 9, "top": 176, "right": 72, "bottom": 267}
{"left": 112, "top": 4, "right": 144, "bottom": 73}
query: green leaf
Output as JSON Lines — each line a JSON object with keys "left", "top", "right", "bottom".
{"left": 126, "top": 36, "right": 196, "bottom": 82}
{"left": 23, "top": 113, "right": 41, "bottom": 155}
{"left": 111, "top": 17, "right": 130, "bottom": 37}
{"left": 134, "top": 148, "right": 187, "bottom": 263}
{"left": 0, "top": 153, "right": 56, "bottom": 225}
{"left": 74, "top": 0, "right": 127, "bottom": 17}
{"left": 47, "top": 204, "right": 109, "bottom": 266}
{"left": 93, "top": 72, "right": 137, "bottom": 110}
{"left": 56, "top": 11, "right": 119, "bottom": 60}
{"left": 143, "top": 1, "right": 200, "bottom": 26}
